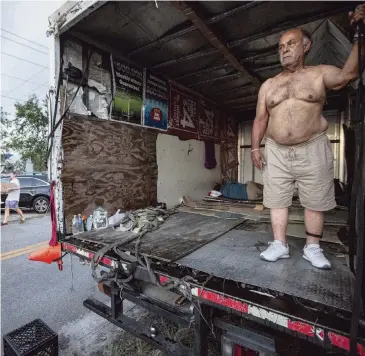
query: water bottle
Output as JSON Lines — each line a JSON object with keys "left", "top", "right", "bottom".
{"left": 86, "top": 215, "right": 93, "bottom": 231}
{"left": 93, "top": 206, "right": 108, "bottom": 230}
{"left": 72, "top": 215, "right": 79, "bottom": 235}
{"left": 78, "top": 214, "right": 84, "bottom": 233}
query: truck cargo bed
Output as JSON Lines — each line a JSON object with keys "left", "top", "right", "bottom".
{"left": 178, "top": 228, "right": 353, "bottom": 312}
{"left": 66, "top": 211, "right": 353, "bottom": 312}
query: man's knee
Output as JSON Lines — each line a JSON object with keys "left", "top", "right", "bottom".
{"left": 304, "top": 208, "right": 324, "bottom": 214}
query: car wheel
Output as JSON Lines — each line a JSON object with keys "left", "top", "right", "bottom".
{"left": 33, "top": 196, "right": 50, "bottom": 214}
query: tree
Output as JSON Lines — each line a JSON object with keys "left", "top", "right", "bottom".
{"left": 0, "top": 153, "right": 14, "bottom": 173}
{"left": 0, "top": 109, "right": 20, "bottom": 173}
{"left": 1, "top": 95, "right": 48, "bottom": 172}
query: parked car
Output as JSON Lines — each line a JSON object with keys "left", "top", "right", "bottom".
{"left": 1, "top": 175, "right": 50, "bottom": 213}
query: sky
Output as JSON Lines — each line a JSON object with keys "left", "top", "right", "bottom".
{"left": 1, "top": 0, "right": 64, "bottom": 118}
{"left": 1, "top": 0, "right": 64, "bottom": 162}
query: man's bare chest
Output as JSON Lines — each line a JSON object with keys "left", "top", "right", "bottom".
{"left": 266, "top": 73, "right": 325, "bottom": 109}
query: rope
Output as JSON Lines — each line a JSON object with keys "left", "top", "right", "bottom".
{"left": 89, "top": 205, "right": 221, "bottom": 343}
{"left": 90, "top": 206, "right": 179, "bottom": 289}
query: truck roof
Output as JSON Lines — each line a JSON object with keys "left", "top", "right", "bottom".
{"left": 48, "top": 1, "right": 359, "bottom": 115}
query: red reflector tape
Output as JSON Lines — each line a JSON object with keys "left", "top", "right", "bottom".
{"left": 126, "top": 273, "right": 365, "bottom": 354}
{"left": 102, "top": 257, "right": 114, "bottom": 266}
{"left": 159, "top": 276, "right": 169, "bottom": 284}
{"left": 192, "top": 288, "right": 249, "bottom": 313}
{"left": 62, "top": 243, "right": 117, "bottom": 268}
{"left": 191, "top": 286, "right": 365, "bottom": 355}
{"left": 63, "top": 243, "right": 77, "bottom": 253}
{"left": 328, "top": 332, "right": 365, "bottom": 355}
{"left": 288, "top": 320, "right": 314, "bottom": 337}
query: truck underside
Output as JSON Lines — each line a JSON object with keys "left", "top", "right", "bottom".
{"left": 47, "top": 1, "right": 365, "bottom": 355}
{"left": 62, "top": 204, "right": 363, "bottom": 355}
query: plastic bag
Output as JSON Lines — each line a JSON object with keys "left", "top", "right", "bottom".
{"left": 108, "top": 209, "right": 125, "bottom": 227}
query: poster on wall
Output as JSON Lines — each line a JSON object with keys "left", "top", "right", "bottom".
{"left": 168, "top": 87, "right": 199, "bottom": 139}
{"left": 221, "top": 141, "right": 239, "bottom": 182}
{"left": 221, "top": 115, "right": 238, "bottom": 142}
{"left": 221, "top": 141, "right": 239, "bottom": 169}
{"left": 144, "top": 70, "right": 168, "bottom": 130}
{"left": 111, "top": 56, "right": 143, "bottom": 125}
{"left": 198, "top": 101, "right": 220, "bottom": 141}
{"left": 223, "top": 167, "right": 238, "bottom": 182}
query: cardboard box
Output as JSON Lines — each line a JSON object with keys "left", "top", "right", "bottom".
{"left": 0, "top": 182, "right": 18, "bottom": 192}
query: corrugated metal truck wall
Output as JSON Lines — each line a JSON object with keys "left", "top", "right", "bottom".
{"left": 238, "top": 110, "right": 345, "bottom": 184}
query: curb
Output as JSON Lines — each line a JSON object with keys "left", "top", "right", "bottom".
{"left": 6, "top": 214, "right": 50, "bottom": 223}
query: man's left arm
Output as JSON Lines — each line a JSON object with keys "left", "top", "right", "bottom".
{"left": 321, "top": 4, "right": 365, "bottom": 91}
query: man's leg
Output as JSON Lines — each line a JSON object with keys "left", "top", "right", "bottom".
{"left": 260, "top": 207, "right": 290, "bottom": 261}
{"left": 302, "top": 209, "right": 330, "bottom": 269}
{"left": 260, "top": 141, "right": 292, "bottom": 262}
{"left": 271, "top": 208, "right": 289, "bottom": 243}
{"left": 296, "top": 135, "right": 335, "bottom": 269}
{"left": 302, "top": 208, "right": 331, "bottom": 269}
{"left": 2, "top": 208, "right": 10, "bottom": 224}
{"left": 304, "top": 209, "right": 323, "bottom": 245}
{"left": 15, "top": 207, "right": 25, "bottom": 222}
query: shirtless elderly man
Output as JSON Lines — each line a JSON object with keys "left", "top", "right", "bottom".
{"left": 251, "top": 5, "right": 365, "bottom": 269}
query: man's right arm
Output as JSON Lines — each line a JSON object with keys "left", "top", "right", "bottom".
{"left": 251, "top": 80, "right": 270, "bottom": 169}
{"left": 8, "top": 179, "right": 20, "bottom": 192}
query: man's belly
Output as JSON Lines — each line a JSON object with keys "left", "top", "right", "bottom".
{"left": 266, "top": 104, "right": 328, "bottom": 145}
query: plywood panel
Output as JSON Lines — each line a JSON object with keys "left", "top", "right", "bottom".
{"left": 62, "top": 115, "right": 158, "bottom": 233}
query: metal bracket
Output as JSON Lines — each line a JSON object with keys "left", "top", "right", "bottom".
{"left": 83, "top": 298, "right": 193, "bottom": 356}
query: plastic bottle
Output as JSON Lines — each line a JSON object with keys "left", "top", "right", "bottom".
{"left": 78, "top": 214, "right": 84, "bottom": 233}
{"left": 86, "top": 215, "right": 93, "bottom": 231}
{"left": 93, "top": 206, "right": 108, "bottom": 230}
{"left": 72, "top": 215, "right": 79, "bottom": 235}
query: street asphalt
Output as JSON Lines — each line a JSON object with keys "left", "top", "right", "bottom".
{"left": 1, "top": 209, "right": 41, "bottom": 223}
{"left": 1, "top": 215, "right": 134, "bottom": 355}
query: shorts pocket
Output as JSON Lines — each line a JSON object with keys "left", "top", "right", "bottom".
{"left": 262, "top": 145, "right": 269, "bottom": 177}
{"left": 325, "top": 139, "right": 334, "bottom": 168}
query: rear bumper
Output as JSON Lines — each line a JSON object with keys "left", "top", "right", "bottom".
{"left": 62, "top": 240, "right": 365, "bottom": 355}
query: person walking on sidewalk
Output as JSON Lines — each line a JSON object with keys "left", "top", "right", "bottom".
{"left": 1, "top": 172, "right": 25, "bottom": 226}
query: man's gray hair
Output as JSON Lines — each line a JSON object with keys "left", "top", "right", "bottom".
{"left": 300, "top": 28, "right": 312, "bottom": 44}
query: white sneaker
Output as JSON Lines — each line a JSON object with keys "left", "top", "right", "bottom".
{"left": 260, "top": 240, "right": 290, "bottom": 262}
{"left": 303, "top": 244, "right": 331, "bottom": 269}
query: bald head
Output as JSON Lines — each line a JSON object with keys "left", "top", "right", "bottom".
{"left": 281, "top": 28, "right": 311, "bottom": 45}
{"left": 279, "top": 28, "right": 312, "bottom": 70}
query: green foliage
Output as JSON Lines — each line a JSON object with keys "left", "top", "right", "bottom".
{"left": 1, "top": 95, "right": 48, "bottom": 172}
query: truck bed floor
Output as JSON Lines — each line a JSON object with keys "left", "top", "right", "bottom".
{"left": 178, "top": 229, "right": 354, "bottom": 312}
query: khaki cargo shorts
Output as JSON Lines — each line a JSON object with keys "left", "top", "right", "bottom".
{"left": 262, "top": 132, "right": 336, "bottom": 211}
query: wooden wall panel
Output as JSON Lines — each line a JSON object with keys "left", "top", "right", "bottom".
{"left": 221, "top": 141, "right": 238, "bottom": 182}
{"left": 62, "top": 115, "right": 158, "bottom": 233}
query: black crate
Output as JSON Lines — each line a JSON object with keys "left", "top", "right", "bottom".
{"left": 3, "top": 319, "right": 58, "bottom": 356}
